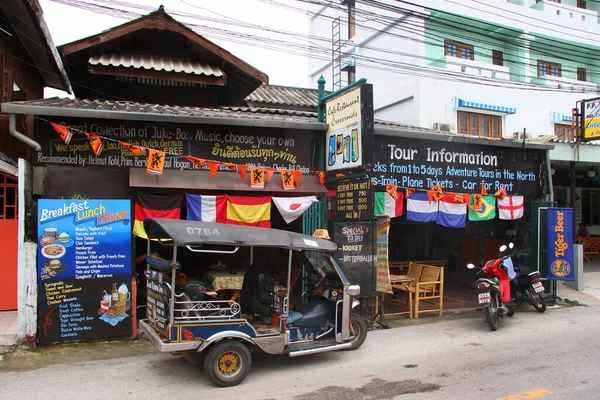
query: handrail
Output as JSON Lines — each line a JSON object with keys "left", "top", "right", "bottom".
{"left": 185, "top": 245, "right": 240, "bottom": 254}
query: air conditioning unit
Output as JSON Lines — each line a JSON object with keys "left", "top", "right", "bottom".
{"left": 433, "top": 122, "right": 455, "bottom": 133}
{"left": 513, "top": 131, "right": 528, "bottom": 141}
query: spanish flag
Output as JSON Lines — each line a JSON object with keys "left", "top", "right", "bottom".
{"left": 226, "top": 196, "right": 271, "bottom": 228}
{"left": 133, "top": 193, "right": 182, "bottom": 238}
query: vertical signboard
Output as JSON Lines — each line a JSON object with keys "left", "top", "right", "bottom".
{"left": 546, "top": 207, "right": 575, "bottom": 281}
{"left": 376, "top": 217, "right": 392, "bottom": 294}
{"left": 37, "top": 199, "right": 132, "bottom": 343}
{"left": 333, "top": 221, "right": 375, "bottom": 296}
{"left": 334, "top": 178, "right": 373, "bottom": 220}
{"left": 582, "top": 96, "right": 600, "bottom": 141}
{"left": 325, "top": 84, "right": 374, "bottom": 171}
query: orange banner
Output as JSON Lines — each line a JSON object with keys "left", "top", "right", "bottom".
{"left": 147, "top": 149, "right": 165, "bottom": 175}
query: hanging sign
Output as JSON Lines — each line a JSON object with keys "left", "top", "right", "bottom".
{"left": 37, "top": 199, "right": 132, "bottom": 344}
{"left": 546, "top": 207, "right": 575, "bottom": 281}
{"left": 376, "top": 217, "right": 392, "bottom": 294}
{"left": 582, "top": 97, "right": 600, "bottom": 141}
{"left": 334, "top": 177, "right": 373, "bottom": 220}
{"left": 325, "top": 84, "right": 374, "bottom": 172}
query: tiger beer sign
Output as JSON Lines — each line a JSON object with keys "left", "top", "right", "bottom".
{"left": 325, "top": 84, "right": 374, "bottom": 172}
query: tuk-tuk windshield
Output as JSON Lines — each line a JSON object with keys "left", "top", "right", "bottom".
{"left": 302, "top": 250, "right": 336, "bottom": 275}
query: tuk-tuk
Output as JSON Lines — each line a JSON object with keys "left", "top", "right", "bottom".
{"left": 138, "top": 218, "right": 367, "bottom": 387}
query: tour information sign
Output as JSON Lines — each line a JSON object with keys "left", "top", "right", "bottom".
{"left": 37, "top": 199, "right": 132, "bottom": 344}
{"left": 334, "top": 178, "right": 373, "bottom": 220}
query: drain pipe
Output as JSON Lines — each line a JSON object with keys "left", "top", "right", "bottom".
{"left": 9, "top": 114, "right": 41, "bottom": 151}
{"left": 546, "top": 149, "right": 554, "bottom": 202}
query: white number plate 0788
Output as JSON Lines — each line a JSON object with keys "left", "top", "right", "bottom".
{"left": 533, "top": 282, "right": 544, "bottom": 293}
{"left": 478, "top": 293, "right": 491, "bottom": 304}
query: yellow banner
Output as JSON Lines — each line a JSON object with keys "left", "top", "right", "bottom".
{"left": 376, "top": 217, "right": 393, "bottom": 294}
{"left": 584, "top": 99, "right": 600, "bottom": 140}
{"left": 325, "top": 87, "right": 361, "bottom": 133}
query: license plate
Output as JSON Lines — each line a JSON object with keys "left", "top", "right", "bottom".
{"left": 533, "top": 282, "right": 544, "bottom": 293}
{"left": 478, "top": 292, "right": 491, "bottom": 304}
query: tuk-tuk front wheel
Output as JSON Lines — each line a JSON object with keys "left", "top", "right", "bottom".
{"left": 203, "top": 340, "right": 252, "bottom": 387}
{"left": 347, "top": 314, "right": 368, "bottom": 350}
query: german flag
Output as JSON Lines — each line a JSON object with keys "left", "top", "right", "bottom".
{"left": 226, "top": 196, "right": 271, "bottom": 228}
{"left": 133, "top": 193, "right": 182, "bottom": 238}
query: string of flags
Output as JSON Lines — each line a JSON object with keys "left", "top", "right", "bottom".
{"left": 48, "top": 119, "right": 521, "bottom": 213}
{"left": 47, "top": 120, "right": 326, "bottom": 189}
{"left": 376, "top": 182, "right": 523, "bottom": 225}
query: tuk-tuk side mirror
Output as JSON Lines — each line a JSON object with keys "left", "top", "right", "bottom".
{"left": 346, "top": 285, "right": 360, "bottom": 297}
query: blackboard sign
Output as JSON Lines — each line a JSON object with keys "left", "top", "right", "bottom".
{"left": 333, "top": 221, "right": 376, "bottom": 297}
{"left": 334, "top": 178, "right": 373, "bottom": 220}
{"left": 37, "top": 199, "right": 132, "bottom": 344}
{"left": 373, "top": 136, "right": 545, "bottom": 197}
{"left": 34, "top": 118, "right": 317, "bottom": 172}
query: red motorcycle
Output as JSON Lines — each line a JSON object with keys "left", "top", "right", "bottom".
{"left": 467, "top": 243, "right": 543, "bottom": 331}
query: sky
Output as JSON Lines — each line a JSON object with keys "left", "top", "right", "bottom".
{"left": 38, "top": 0, "right": 313, "bottom": 98}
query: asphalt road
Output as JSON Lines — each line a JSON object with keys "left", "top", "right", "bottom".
{"left": 1, "top": 305, "right": 599, "bottom": 400}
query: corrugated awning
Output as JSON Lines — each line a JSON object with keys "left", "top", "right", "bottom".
{"left": 129, "top": 168, "right": 327, "bottom": 194}
{"left": 89, "top": 54, "right": 223, "bottom": 77}
{"left": 552, "top": 112, "right": 573, "bottom": 122}
{"left": 453, "top": 97, "right": 517, "bottom": 115}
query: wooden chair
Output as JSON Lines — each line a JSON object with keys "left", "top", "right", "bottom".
{"left": 413, "top": 265, "right": 444, "bottom": 319}
{"left": 385, "top": 262, "right": 426, "bottom": 318}
{"left": 583, "top": 238, "right": 600, "bottom": 263}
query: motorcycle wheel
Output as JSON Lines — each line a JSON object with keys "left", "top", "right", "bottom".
{"left": 484, "top": 293, "right": 500, "bottom": 331}
{"left": 346, "top": 314, "right": 368, "bottom": 351}
{"left": 528, "top": 287, "right": 547, "bottom": 313}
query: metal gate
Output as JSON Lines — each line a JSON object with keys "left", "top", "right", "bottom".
{"left": 302, "top": 201, "right": 328, "bottom": 235}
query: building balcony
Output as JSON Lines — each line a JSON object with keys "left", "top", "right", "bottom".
{"left": 431, "top": 56, "right": 511, "bottom": 80}
{"left": 531, "top": 75, "right": 598, "bottom": 93}
{"left": 531, "top": 0, "right": 598, "bottom": 29}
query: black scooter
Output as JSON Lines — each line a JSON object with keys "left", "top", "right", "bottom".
{"left": 508, "top": 266, "right": 547, "bottom": 315}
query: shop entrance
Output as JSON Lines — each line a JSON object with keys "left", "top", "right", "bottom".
{"left": 0, "top": 172, "right": 18, "bottom": 310}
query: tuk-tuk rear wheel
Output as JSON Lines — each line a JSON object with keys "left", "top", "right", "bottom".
{"left": 203, "top": 340, "right": 252, "bottom": 387}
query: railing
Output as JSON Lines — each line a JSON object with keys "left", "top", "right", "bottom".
{"left": 174, "top": 298, "right": 241, "bottom": 322}
{"left": 531, "top": 75, "right": 598, "bottom": 92}
{"left": 431, "top": 57, "right": 511, "bottom": 80}
{"left": 531, "top": 0, "right": 598, "bottom": 29}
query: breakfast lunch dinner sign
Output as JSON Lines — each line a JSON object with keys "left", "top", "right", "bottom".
{"left": 325, "top": 83, "right": 374, "bottom": 172}
{"left": 37, "top": 199, "right": 132, "bottom": 344}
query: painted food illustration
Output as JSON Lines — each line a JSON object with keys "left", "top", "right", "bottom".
{"left": 41, "top": 259, "right": 68, "bottom": 278}
{"left": 42, "top": 244, "right": 66, "bottom": 259}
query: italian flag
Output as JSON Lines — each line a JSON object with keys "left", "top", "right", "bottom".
{"left": 374, "top": 192, "right": 404, "bottom": 218}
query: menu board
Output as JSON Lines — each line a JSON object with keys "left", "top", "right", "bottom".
{"left": 334, "top": 178, "right": 373, "bottom": 220}
{"left": 37, "top": 199, "right": 132, "bottom": 344}
{"left": 146, "top": 270, "right": 169, "bottom": 335}
{"left": 333, "top": 221, "right": 375, "bottom": 297}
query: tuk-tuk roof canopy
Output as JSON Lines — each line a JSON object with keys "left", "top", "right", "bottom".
{"left": 144, "top": 218, "right": 338, "bottom": 252}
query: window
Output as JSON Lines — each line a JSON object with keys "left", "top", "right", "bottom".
{"left": 457, "top": 111, "right": 502, "bottom": 138}
{"left": 554, "top": 123, "right": 575, "bottom": 141}
{"left": 492, "top": 51, "right": 504, "bottom": 67}
{"left": 577, "top": 0, "right": 586, "bottom": 9}
{"left": 582, "top": 189, "right": 600, "bottom": 226}
{"left": 577, "top": 67, "right": 587, "bottom": 82}
{"left": 445, "top": 40, "right": 474, "bottom": 61}
{"left": 538, "top": 60, "right": 562, "bottom": 77}
{"left": 347, "top": 0, "right": 355, "bottom": 39}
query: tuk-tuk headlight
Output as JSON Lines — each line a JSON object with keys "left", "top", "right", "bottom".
{"left": 346, "top": 285, "right": 360, "bottom": 297}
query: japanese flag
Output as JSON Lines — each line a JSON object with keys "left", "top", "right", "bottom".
{"left": 272, "top": 196, "right": 318, "bottom": 224}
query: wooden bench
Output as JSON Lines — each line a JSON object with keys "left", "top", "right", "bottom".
{"left": 583, "top": 237, "right": 600, "bottom": 263}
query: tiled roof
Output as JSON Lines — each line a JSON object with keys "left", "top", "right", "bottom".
{"left": 246, "top": 84, "right": 322, "bottom": 108}
{"left": 89, "top": 54, "right": 223, "bottom": 77}
{"left": 2, "top": 97, "right": 319, "bottom": 123}
{"left": 1, "top": 97, "right": 553, "bottom": 149}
